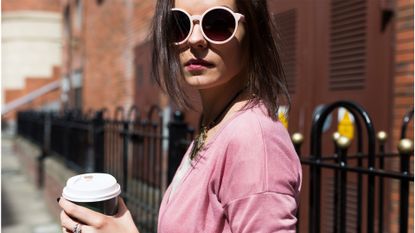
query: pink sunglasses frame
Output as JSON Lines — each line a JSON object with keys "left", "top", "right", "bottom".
{"left": 171, "top": 6, "right": 245, "bottom": 45}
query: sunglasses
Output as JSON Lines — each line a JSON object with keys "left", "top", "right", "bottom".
{"left": 170, "top": 6, "right": 245, "bottom": 45}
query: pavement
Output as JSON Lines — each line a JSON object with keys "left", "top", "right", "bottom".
{"left": 1, "top": 133, "right": 61, "bottom": 233}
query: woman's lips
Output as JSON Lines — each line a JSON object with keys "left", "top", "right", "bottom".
{"left": 184, "top": 59, "right": 214, "bottom": 71}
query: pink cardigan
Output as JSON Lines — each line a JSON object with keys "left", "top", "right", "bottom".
{"left": 158, "top": 105, "right": 302, "bottom": 232}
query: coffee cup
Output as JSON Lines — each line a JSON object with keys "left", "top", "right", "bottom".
{"left": 62, "top": 173, "right": 121, "bottom": 215}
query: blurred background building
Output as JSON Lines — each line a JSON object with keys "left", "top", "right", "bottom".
{"left": 2, "top": 0, "right": 413, "bottom": 232}
{"left": 3, "top": 0, "right": 413, "bottom": 145}
{"left": 2, "top": 0, "right": 62, "bottom": 130}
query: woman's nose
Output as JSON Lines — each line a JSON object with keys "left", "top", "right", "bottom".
{"left": 187, "top": 24, "right": 207, "bottom": 48}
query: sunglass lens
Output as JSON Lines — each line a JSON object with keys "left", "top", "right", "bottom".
{"left": 171, "top": 10, "right": 191, "bottom": 43}
{"left": 203, "top": 9, "right": 235, "bottom": 42}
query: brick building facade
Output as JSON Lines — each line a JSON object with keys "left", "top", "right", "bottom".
{"left": 3, "top": 67, "right": 61, "bottom": 120}
{"left": 60, "top": 0, "right": 202, "bottom": 127}
{"left": 59, "top": 1, "right": 414, "bottom": 232}
{"left": 2, "top": 0, "right": 60, "bottom": 11}
{"left": 393, "top": 0, "right": 414, "bottom": 145}
{"left": 60, "top": 0, "right": 158, "bottom": 114}
{"left": 4, "top": 0, "right": 413, "bottom": 232}
{"left": 390, "top": 0, "right": 414, "bottom": 231}
{"left": 2, "top": 0, "right": 62, "bottom": 128}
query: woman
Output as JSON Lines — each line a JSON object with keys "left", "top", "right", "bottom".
{"left": 58, "top": 0, "right": 302, "bottom": 232}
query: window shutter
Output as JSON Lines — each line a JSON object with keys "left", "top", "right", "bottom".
{"left": 324, "top": 175, "right": 359, "bottom": 233}
{"left": 329, "top": 0, "right": 367, "bottom": 90}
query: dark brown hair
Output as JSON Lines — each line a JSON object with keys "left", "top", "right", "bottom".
{"left": 151, "top": 0, "right": 290, "bottom": 119}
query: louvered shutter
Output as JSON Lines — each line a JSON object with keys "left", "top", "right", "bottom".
{"left": 329, "top": 0, "right": 367, "bottom": 90}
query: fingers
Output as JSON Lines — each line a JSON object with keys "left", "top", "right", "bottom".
{"left": 58, "top": 197, "right": 107, "bottom": 227}
{"left": 60, "top": 210, "right": 95, "bottom": 233}
{"left": 60, "top": 210, "right": 78, "bottom": 231}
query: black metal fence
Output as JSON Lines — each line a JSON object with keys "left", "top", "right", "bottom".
{"left": 16, "top": 106, "right": 194, "bottom": 233}
{"left": 16, "top": 101, "right": 414, "bottom": 233}
{"left": 293, "top": 101, "right": 414, "bottom": 233}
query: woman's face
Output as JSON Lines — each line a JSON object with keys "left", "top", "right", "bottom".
{"left": 174, "top": 0, "right": 248, "bottom": 90}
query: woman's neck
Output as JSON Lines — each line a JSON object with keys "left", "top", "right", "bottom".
{"left": 199, "top": 82, "right": 249, "bottom": 126}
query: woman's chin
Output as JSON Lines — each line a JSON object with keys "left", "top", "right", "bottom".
{"left": 184, "top": 76, "right": 214, "bottom": 88}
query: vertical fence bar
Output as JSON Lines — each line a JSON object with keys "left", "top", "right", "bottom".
{"left": 356, "top": 152, "right": 363, "bottom": 233}
{"left": 115, "top": 107, "right": 125, "bottom": 187}
{"left": 308, "top": 152, "right": 321, "bottom": 233}
{"left": 377, "top": 131, "right": 387, "bottom": 233}
{"left": 332, "top": 132, "right": 340, "bottom": 233}
{"left": 63, "top": 114, "right": 70, "bottom": 167}
{"left": 367, "top": 169, "right": 376, "bottom": 233}
{"left": 358, "top": 107, "right": 376, "bottom": 233}
{"left": 398, "top": 139, "right": 413, "bottom": 233}
{"left": 309, "top": 101, "right": 375, "bottom": 233}
{"left": 152, "top": 120, "right": 159, "bottom": 233}
{"left": 309, "top": 106, "right": 325, "bottom": 233}
{"left": 122, "top": 120, "right": 129, "bottom": 201}
{"left": 337, "top": 136, "right": 351, "bottom": 233}
{"left": 147, "top": 105, "right": 163, "bottom": 233}
{"left": 38, "top": 113, "right": 51, "bottom": 188}
{"left": 351, "top": 111, "right": 363, "bottom": 233}
{"left": 400, "top": 108, "right": 414, "bottom": 140}
{"left": 144, "top": 119, "right": 151, "bottom": 232}
{"left": 138, "top": 119, "right": 145, "bottom": 228}
{"left": 94, "top": 111, "right": 105, "bottom": 173}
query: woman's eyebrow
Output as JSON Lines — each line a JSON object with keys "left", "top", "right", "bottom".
{"left": 179, "top": 5, "right": 238, "bottom": 15}
{"left": 218, "top": 5, "right": 236, "bottom": 11}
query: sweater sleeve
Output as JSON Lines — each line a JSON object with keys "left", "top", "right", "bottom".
{"left": 215, "top": 114, "right": 302, "bottom": 232}
{"left": 224, "top": 192, "right": 298, "bottom": 232}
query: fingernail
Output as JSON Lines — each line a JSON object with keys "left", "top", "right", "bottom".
{"left": 57, "top": 197, "right": 61, "bottom": 203}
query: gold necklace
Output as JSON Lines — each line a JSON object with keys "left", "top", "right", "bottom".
{"left": 190, "top": 88, "right": 246, "bottom": 160}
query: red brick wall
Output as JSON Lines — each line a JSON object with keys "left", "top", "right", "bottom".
{"left": 5, "top": 89, "right": 24, "bottom": 103}
{"left": 62, "top": 0, "right": 158, "bottom": 114}
{"left": 2, "top": 0, "right": 62, "bottom": 121}
{"left": 390, "top": 0, "right": 414, "bottom": 232}
{"left": 83, "top": 0, "right": 129, "bottom": 113}
{"left": 2, "top": 0, "right": 60, "bottom": 12}
{"left": 3, "top": 67, "right": 61, "bottom": 121}
{"left": 392, "top": 0, "right": 414, "bottom": 144}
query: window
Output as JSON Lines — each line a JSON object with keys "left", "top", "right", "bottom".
{"left": 75, "top": 0, "right": 83, "bottom": 30}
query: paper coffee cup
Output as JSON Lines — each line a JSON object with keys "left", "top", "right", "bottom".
{"left": 62, "top": 173, "right": 121, "bottom": 215}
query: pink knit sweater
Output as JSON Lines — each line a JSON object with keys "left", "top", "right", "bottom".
{"left": 158, "top": 104, "right": 302, "bottom": 232}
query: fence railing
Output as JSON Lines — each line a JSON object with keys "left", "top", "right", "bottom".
{"left": 16, "top": 106, "right": 194, "bottom": 233}
{"left": 16, "top": 101, "right": 414, "bottom": 233}
{"left": 292, "top": 101, "right": 414, "bottom": 233}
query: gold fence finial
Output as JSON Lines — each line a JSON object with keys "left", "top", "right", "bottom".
{"left": 398, "top": 138, "right": 414, "bottom": 154}
{"left": 377, "top": 131, "right": 388, "bottom": 144}
{"left": 332, "top": 132, "right": 341, "bottom": 142}
{"left": 291, "top": 132, "right": 304, "bottom": 145}
{"left": 337, "top": 136, "right": 351, "bottom": 149}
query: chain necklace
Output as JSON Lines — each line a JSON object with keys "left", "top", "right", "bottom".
{"left": 190, "top": 88, "right": 246, "bottom": 160}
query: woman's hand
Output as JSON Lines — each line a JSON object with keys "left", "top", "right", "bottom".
{"left": 58, "top": 197, "right": 140, "bottom": 233}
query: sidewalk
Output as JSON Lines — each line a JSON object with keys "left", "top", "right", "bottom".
{"left": 1, "top": 133, "right": 61, "bottom": 233}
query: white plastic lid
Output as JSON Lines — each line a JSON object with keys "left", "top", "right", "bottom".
{"left": 62, "top": 173, "right": 121, "bottom": 202}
